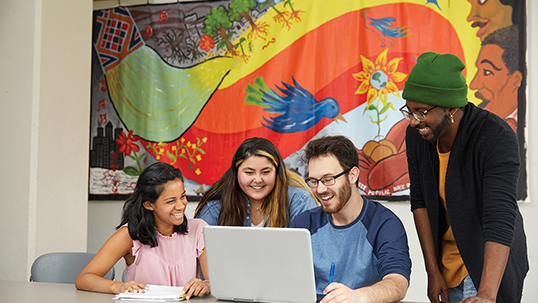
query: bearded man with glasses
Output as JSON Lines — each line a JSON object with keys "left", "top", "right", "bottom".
{"left": 289, "top": 135, "right": 411, "bottom": 303}
{"left": 403, "top": 52, "right": 528, "bottom": 303}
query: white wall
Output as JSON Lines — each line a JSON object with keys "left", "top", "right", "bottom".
{"left": 0, "top": 0, "right": 38, "bottom": 280}
{"left": 0, "top": 0, "right": 93, "bottom": 280}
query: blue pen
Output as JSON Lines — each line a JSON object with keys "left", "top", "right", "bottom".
{"left": 329, "top": 262, "right": 335, "bottom": 284}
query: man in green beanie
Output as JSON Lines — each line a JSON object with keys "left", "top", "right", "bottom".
{"left": 402, "top": 52, "right": 528, "bottom": 303}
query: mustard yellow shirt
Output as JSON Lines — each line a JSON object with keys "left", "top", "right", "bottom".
{"left": 438, "top": 146, "right": 468, "bottom": 288}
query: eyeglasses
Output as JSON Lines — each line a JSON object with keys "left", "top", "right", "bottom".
{"left": 399, "top": 105, "right": 437, "bottom": 122}
{"left": 305, "top": 168, "right": 351, "bottom": 188}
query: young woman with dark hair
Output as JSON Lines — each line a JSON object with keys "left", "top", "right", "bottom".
{"left": 194, "top": 137, "right": 317, "bottom": 227}
{"left": 76, "top": 162, "right": 209, "bottom": 299}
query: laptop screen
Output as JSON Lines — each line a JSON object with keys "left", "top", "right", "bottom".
{"left": 204, "top": 226, "right": 317, "bottom": 303}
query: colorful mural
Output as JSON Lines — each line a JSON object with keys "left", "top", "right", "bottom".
{"left": 89, "top": 0, "right": 527, "bottom": 200}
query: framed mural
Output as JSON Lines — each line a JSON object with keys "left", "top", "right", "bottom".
{"left": 89, "top": 0, "right": 526, "bottom": 201}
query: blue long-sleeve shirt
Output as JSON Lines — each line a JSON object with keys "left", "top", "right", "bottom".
{"left": 289, "top": 198, "right": 411, "bottom": 295}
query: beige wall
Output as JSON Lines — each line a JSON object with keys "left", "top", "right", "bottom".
{"left": 1, "top": 1, "right": 537, "bottom": 302}
{"left": 0, "top": 0, "right": 92, "bottom": 280}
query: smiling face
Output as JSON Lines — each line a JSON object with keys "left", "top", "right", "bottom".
{"left": 467, "top": 0, "right": 513, "bottom": 40}
{"left": 405, "top": 101, "right": 452, "bottom": 144}
{"left": 308, "top": 155, "right": 352, "bottom": 215}
{"left": 143, "top": 178, "right": 187, "bottom": 235}
{"left": 237, "top": 155, "right": 276, "bottom": 205}
{"left": 470, "top": 44, "right": 521, "bottom": 118}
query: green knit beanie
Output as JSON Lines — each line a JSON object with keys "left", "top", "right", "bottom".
{"left": 402, "top": 52, "right": 468, "bottom": 108}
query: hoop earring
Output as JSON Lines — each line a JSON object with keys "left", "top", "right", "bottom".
{"left": 450, "top": 113, "right": 454, "bottom": 124}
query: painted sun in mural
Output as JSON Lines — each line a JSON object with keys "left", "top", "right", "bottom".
{"left": 353, "top": 48, "right": 407, "bottom": 107}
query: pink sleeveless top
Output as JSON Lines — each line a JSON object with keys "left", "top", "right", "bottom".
{"left": 125, "top": 219, "right": 208, "bottom": 286}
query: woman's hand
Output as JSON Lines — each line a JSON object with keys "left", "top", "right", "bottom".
{"left": 112, "top": 281, "right": 149, "bottom": 294}
{"left": 182, "top": 278, "right": 210, "bottom": 299}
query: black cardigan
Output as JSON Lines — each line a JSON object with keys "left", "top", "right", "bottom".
{"left": 406, "top": 102, "right": 528, "bottom": 302}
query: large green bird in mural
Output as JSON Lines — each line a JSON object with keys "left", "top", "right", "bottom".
{"left": 94, "top": 7, "right": 239, "bottom": 143}
{"left": 107, "top": 46, "right": 237, "bottom": 142}
{"left": 106, "top": 46, "right": 239, "bottom": 143}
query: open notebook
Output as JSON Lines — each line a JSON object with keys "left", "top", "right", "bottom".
{"left": 204, "top": 226, "right": 317, "bottom": 303}
{"left": 113, "top": 284, "right": 186, "bottom": 301}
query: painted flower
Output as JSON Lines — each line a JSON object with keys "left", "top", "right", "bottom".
{"left": 353, "top": 48, "right": 407, "bottom": 107}
{"left": 116, "top": 130, "right": 140, "bottom": 156}
{"left": 199, "top": 34, "right": 215, "bottom": 52}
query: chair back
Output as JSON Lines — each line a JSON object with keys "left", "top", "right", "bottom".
{"left": 30, "top": 252, "right": 115, "bottom": 283}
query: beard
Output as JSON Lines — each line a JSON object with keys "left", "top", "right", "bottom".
{"left": 321, "top": 176, "right": 352, "bottom": 214}
{"left": 422, "top": 112, "right": 451, "bottom": 144}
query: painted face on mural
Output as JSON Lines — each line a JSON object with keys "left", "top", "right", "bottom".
{"left": 466, "top": 0, "right": 513, "bottom": 40}
{"left": 470, "top": 44, "right": 521, "bottom": 119}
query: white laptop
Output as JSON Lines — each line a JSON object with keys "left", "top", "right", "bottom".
{"left": 203, "top": 226, "right": 317, "bottom": 303}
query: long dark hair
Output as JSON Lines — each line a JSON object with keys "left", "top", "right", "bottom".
{"left": 117, "top": 162, "right": 188, "bottom": 247}
{"left": 194, "top": 137, "right": 314, "bottom": 227}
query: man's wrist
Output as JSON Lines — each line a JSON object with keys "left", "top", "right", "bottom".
{"left": 475, "top": 290, "right": 496, "bottom": 302}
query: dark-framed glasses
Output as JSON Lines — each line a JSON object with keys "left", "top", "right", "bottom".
{"left": 399, "top": 105, "right": 437, "bottom": 122}
{"left": 305, "top": 168, "right": 351, "bottom": 188}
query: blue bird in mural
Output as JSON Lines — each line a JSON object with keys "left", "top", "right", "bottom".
{"left": 367, "top": 17, "right": 408, "bottom": 38}
{"left": 426, "top": 0, "right": 442, "bottom": 11}
{"left": 245, "top": 77, "right": 346, "bottom": 133}
{"left": 362, "top": 10, "right": 409, "bottom": 47}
